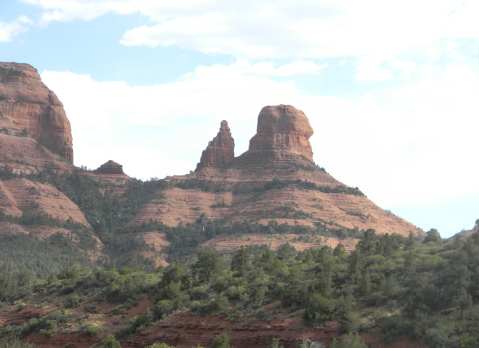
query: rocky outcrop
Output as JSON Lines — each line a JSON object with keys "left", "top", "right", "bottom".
{"left": 134, "top": 105, "right": 422, "bottom": 237}
{"left": 94, "top": 160, "right": 125, "bottom": 175}
{"left": 0, "top": 62, "right": 73, "bottom": 167}
{"left": 234, "top": 105, "right": 314, "bottom": 168}
{"left": 196, "top": 120, "right": 235, "bottom": 172}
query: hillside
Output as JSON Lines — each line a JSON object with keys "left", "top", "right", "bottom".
{"left": 0, "top": 62, "right": 439, "bottom": 347}
{"left": 2, "top": 229, "right": 479, "bottom": 347}
{"left": 134, "top": 105, "right": 421, "bottom": 237}
{"left": 0, "top": 62, "right": 423, "bottom": 274}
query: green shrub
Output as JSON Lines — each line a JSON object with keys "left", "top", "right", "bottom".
{"left": 271, "top": 338, "right": 284, "bottom": 348}
{"left": 97, "top": 335, "right": 121, "bottom": 348}
{"left": 0, "top": 338, "right": 35, "bottom": 348}
{"left": 64, "top": 294, "right": 81, "bottom": 308}
{"left": 21, "top": 317, "right": 57, "bottom": 337}
{"left": 303, "top": 294, "right": 336, "bottom": 326}
{"left": 330, "top": 334, "right": 367, "bottom": 348}
{"left": 118, "top": 314, "right": 152, "bottom": 338}
{"left": 211, "top": 332, "right": 231, "bottom": 348}
{"left": 297, "top": 339, "right": 322, "bottom": 348}
{"left": 81, "top": 323, "right": 103, "bottom": 336}
{"left": 146, "top": 343, "right": 176, "bottom": 348}
{"left": 153, "top": 299, "right": 176, "bottom": 320}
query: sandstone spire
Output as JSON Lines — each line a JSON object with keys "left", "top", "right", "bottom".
{"left": 196, "top": 120, "right": 235, "bottom": 171}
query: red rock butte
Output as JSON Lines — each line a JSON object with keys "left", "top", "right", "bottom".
{"left": 0, "top": 63, "right": 73, "bottom": 163}
{"left": 243, "top": 104, "right": 314, "bottom": 163}
{"left": 138, "top": 104, "right": 422, "bottom": 237}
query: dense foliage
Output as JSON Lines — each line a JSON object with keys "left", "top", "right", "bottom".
{"left": 1, "top": 231, "right": 479, "bottom": 347}
{"left": 2, "top": 168, "right": 479, "bottom": 347}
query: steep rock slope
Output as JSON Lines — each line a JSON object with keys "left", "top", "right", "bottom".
{"left": 0, "top": 63, "right": 73, "bottom": 173}
{"left": 135, "top": 105, "right": 421, "bottom": 237}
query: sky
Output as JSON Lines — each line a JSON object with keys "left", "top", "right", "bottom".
{"left": 1, "top": 0, "right": 478, "bottom": 237}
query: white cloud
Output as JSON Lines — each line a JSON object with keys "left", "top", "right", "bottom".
{"left": 41, "top": 60, "right": 479, "bottom": 214}
{"left": 0, "top": 16, "right": 32, "bottom": 42}
{"left": 23, "top": 0, "right": 479, "bottom": 65}
{"left": 40, "top": 61, "right": 304, "bottom": 179}
{"left": 25, "top": 0, "right": 478, "bottom": 235}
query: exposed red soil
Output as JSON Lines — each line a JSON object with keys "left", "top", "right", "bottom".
{"left": 0, "top": 302, "right": 426, "bottom": 348}
{"left": 122, "top": 314, "right": 426, "bottom": 348}
{"left": 123, "top": 314, "right": 340, "bottom": 348}
{"left": 27, "top": 333, "right": 98, "bottom": 348}
{"left": 0, "top": 305, "right": 49, "bottom": 326}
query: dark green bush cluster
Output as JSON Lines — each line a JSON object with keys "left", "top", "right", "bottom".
{"left": 173, "top": 177, "right": 364, "bottom": 197}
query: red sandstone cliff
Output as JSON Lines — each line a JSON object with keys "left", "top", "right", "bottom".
{"left": 0, "top": 63, "right": 74, "bottom": 175}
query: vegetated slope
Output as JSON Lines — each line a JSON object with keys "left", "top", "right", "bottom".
{"left": 0, "top": 62, "right": 423, "bottom": 276}
{"left": 1, "top": 230, "right": 478, "bottom": 348}
{"left": 0, "top": 61, "right": 475, "bottom": 348}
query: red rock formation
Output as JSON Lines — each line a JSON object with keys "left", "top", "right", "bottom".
{"left": 0, "top": 62, "right": 73, "bottom": 163}
{"left": 235, "top": 105, "right": 314, "bottom": 167}
{"left": 94, "top": 160, "right": 125, "bottom": 175}
{"left": 196, "top": 120, "right": 235, "bottom": 171}
{"left": 135, "top": 105, "right": 422, "bottom": 237}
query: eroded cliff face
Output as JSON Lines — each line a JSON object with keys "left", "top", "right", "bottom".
{"left": 0, "top": 63, "right": 73, "bottom": 172}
